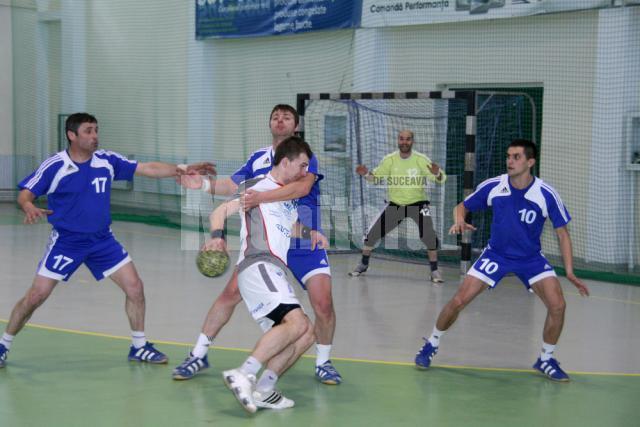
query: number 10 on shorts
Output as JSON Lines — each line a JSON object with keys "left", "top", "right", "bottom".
{"left": 478, "top": 258, "right": 499, "bottom": 274}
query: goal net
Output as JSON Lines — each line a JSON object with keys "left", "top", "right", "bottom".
{"left": 299, "top": 91, "right": 535, "bottom": 271}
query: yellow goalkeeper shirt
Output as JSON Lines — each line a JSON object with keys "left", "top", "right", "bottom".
{"left": 371, "top": 150, "right": 447, "bottom": 206}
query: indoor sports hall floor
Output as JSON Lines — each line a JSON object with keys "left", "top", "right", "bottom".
{"left": 0, "top": 203, "right": 638, "bottom": 426}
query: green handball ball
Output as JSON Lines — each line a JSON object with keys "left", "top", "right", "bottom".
{"left": 196, "top": 250, "right": 230, "bottom": 278}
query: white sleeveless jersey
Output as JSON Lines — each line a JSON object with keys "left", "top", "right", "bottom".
{"left": 236, "top": 173, "right": 298, "bottom": 271}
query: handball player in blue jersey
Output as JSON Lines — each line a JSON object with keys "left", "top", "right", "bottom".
{"left": 415, "top": 139, "right": 589, "bottom": 381}
{"left": 174, "top": 105, "right": 342, "bottom": 385}
{"left": 0, "top": 113, "right": 214, "bottom": 368}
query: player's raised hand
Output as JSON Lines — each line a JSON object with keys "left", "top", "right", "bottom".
{"left": 567, "top": 272, "right": 590, "bottom": 297}
{"left": 310, "top": 230, "right": 329, "bottom": 250}
{"left": 177, "top": 174, "right": 205, "bottom": 190}
{"left": 23, "top": 204, "right": 53, "bottom": 225}
{"left": 240, "top": 189, "right": 261, "bottom": 211}
{"left": 429, "top": 162, "right": 441, "bottom": 176}
{"left": 448, "top": 220, "right": 476, "bottom": 235}
{"left": 202, "top": 237, "right": 227, "bottom": 252}
{"left": 355, "top": 164, "right": 369, "bottom": 176}
{"left": 183, "top": 162, "right": 216, "bottom": 176}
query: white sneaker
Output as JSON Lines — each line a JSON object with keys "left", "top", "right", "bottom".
{"left": 430, "top": 269, "right": 445, "bottom": 284}
{"left": 253, "top": 389, "right": 295, "bottom": 409}
{"left": 222, "top": 369, "right": 257, "bottom": 414}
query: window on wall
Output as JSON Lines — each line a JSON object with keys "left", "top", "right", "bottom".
{"left": 324, "top": 115, "right": 347, "bottom": 154}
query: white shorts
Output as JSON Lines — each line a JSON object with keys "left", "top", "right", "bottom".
{"left": 238, "top": 262, "right": 301, "bottom": 332}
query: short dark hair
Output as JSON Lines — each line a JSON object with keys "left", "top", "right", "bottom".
{"left": 273, "top": 136, "right": 312, "bottom": 166}
{"left": 509, "top": 138, "right": 537, "bottom": 160}
{"left": 270, "top": 104, "right": 299, "bottom": 126}
{"left": 65, "top": 113, "right": 97, "bottom": 144}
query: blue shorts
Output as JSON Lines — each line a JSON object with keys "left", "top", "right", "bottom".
{"left": 287, "top": 248, "right": 331, "bottom": 289}
{"left": 37, "top": 228, "right": 131, "bottom": 282}
{"left": 467, "top": 247, "right": 556, "bottom": 290}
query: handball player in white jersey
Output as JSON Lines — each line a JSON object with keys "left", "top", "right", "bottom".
{"left": 206, "top": 136, "right": 328, "bottom": 413}
{"left": 174, "top": 104, "right": 342, "bottom": 385}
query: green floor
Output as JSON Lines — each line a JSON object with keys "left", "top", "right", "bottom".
{"left": 0, "top": 324, "right": 637, "bottom": 427}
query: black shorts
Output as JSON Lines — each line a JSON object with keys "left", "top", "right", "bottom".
{"left": 265, "top": 303, "right": 301, "bottom": 326}
{"left": 364, "top": 200, "right": 439, "bottom": 250}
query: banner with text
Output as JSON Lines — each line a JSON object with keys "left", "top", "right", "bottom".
{"left": 196, "top": 0, "right": 363, "bottom": 39}
{"left": 361, "top": 0, "right": 613, "bottom": 28}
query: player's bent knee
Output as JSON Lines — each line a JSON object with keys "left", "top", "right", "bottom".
{"left": 423, "top": 239, "right": 438, "bottom": 251}
{"left": 25, "top": 289, "right": 50, "bottom": 309}
{"left": 124, "top": 279, "right": 145, "bottom": 301}
{"left": 311, "top": 298, "right": 334, "bottom": 320}
{"left": 450, "top": 294, "right": 470, "bottom": 312}
{"left": 307, "top": 277, "right": 334, "bottom": 318}
{"left": 548, "top": 299, "right": 566, "bottom": 315}
{"left": 286, "top": 310, "right": 312, "bottom": 339}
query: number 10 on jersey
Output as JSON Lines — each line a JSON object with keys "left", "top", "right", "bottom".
{"left": 518, "top": 209, "right": 536, "bottom": 224}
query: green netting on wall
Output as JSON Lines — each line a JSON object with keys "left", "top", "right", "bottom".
{"left": 7, "top": 0, "right": 640, "bottom": 283}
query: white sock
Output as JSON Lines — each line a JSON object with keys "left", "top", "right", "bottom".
{"left": 427, "top": 326, "right": 445, "bottom": 347}
{"left": 540, "top": 342, "right": 556, "bottom": 362}
{"left": 240, "top": 356, "right": 262, "bottom": 376}
{"left": 192, "top": 333, "right": 214, "bottom": 359}
{"left": 316, "top": 344, "right": 332, "bottom": 366}
{"left": 256, "top": 369, "right": 278, "bottom": 393}
{"left": 131, "top": 331, "right": 146, "bottom": 349}
{"left": 1, "top": 333, "right": 14, "bottom": 350}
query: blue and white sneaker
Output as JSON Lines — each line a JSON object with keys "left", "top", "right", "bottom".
{"left": 172, "top": 353, "right": 209, "bottom": 380}
{"left": 415, "top": 339, "right": 438, "bottom": 369}
{"left": 128, "top": 342, "right": 168, "bottom": 364}
{"left": 533, "top": 357, "right": 570, "bottom": 382}
{"left": 315, "top": 360, "right": 342, "bottom": 385}
{"left": 0, "top": 344, "right": 8, "bottom": 368}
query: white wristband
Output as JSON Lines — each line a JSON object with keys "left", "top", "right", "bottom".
{"left": 177, "top": 163, "right": 188, "bottom": 172}
{"left": 201, "top": 177, "right": 211, "bottom": 193}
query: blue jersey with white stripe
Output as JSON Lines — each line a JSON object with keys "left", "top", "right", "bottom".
{"left": 463, "top": 174, "right": 571, "bottom": 259}
{"left": 18, "top": 150, "right": 138, "bottom": 233}
{"left": 230, "top": 145, "right": 325, "bottom": 238}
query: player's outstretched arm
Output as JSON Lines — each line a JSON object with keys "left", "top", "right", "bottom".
{"left": 17, "top": 189, "right": 52, "bottom": 225}
{"left": 555, "top": 226, "right": 590, "bottom": 297}
{"left": 134, "top": 162, "right": 181, "bottom": 178}
{"left": 241, "top": 173, "right": 315, "bottom": 210}
{"left": 448, "top": 202, "right": 476, "bottom": 234}
{"left": 355, "top": 164, "right": 375, "bottom": 182}
{"left": 428, "top": 161, "right": 447, "bottom": 184}
{"left": 183, "top": 162, "right": 217, "bottom": 176}
{"left": 135, "top": 161, "right": 215, "bottom": 179}
{"left": 209, "top": 198, "right": 241, "bottom": 229}
{"left": 202, "top": 199, "right": 241, "bottom": 252}
{"left": 177, "top": 175, "right": 238, "bottom": 197}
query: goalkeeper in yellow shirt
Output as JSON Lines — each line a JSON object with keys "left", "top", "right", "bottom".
{"left": 349, "top": 129, "right": 447, "bottom": 284}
